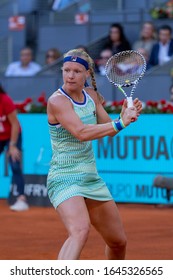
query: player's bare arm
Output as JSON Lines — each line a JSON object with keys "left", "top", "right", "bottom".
{"left": 86, "top": 88, "right": 140, "bottom": 133}
{"left": 48, "top": 94, "right": 116, "bottom": 140}
{"left": 48, "top": 94, "right": 137, "bottom": 141}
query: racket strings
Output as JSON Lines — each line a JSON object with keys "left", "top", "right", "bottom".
{"left": 105, "top": 51, "right": 146, "bottom": 86}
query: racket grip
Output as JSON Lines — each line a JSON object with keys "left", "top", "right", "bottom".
{"left": 127, "top": 97, "right": 133, "bottom": 108}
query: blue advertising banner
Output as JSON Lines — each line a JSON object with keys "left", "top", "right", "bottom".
{"left": 92, "top": 114, "right": 173, "bottom": 204}
{"left": 0, "top": 114, "right": 173, "bottom": 204}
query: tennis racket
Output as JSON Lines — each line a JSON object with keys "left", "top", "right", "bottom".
{"left": 105, "top": 50, "right": 146, "bottom": 107}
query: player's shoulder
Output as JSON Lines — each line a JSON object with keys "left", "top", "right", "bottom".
{"left": 48, "top": 90, "right": 68, "bottom": 106}
{"left": 84, "top": 87, "right": 104, "bottom": 105}
{"left": 84, "top": 87, "right": 97, "bottom": 102}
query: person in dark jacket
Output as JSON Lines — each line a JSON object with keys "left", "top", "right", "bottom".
{"left": 149, "top": 25, "right": 173, "bottom": 67}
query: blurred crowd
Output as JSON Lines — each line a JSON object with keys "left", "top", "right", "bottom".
{"left": 3, "top": 21, "right": 173, "bottom": 78}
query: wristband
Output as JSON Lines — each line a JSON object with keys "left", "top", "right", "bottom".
{"left": 113, "top": 119, "right": 126, "bottom": 131}
{"left": 111, "top": 121, "right": 118, "bottom": 132}
{"left": 120, "top": 118, "right": 126, "bottom": 128}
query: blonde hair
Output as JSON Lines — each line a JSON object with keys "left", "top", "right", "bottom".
{"left": 64, "top": 49, "right": 104, "bottom": 103}
{"left": 141, "top": 21, "right": 157, "bottom": 40}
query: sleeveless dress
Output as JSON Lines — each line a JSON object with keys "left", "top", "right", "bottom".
{"left": 47, "top": 87, "right": 113, "bottom": 208}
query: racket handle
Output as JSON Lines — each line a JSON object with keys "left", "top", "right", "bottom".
{"left": 127, "top": 96, "right": 136, "bottom": 122}
{"left": 127, "top": 97, "right": 133, "bottom": 108}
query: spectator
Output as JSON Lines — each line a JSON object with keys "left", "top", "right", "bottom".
{"left": 136, "top": 47, "right": 149, "bottom": 62}
{"left": 45, "top": 48, "right": 61, "bottom": 65}
{"left": 95, "top": 48, "right": 113, "bottom": 75}
{"left": 0, "top": 84, "right": 29, "bottom": 211}
{"left": 133, "top": 22, "right": 157, "bottom": 56}
{"left": 149, "top": 25, "right": 173, "bottom": 67}
{"left": 103, "top": 23, "right": 131, "bottom": 55}
{"left": 136, "top": 47, "right": 150, "bottom": 69}
{"left": 169, "top": 84, "right": 173, "bottom": 102}
{"left": 5, "top": 47, "right": 41, "bottom": 76}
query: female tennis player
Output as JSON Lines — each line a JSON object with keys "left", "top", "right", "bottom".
{"left": 47, "top": 49, "right": 142, "bottom": 260}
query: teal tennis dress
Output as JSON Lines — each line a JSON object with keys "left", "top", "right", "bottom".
{"left": 47, "top": 87, "right": 113, "bottom": 208}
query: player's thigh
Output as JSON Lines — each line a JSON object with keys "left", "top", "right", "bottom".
{"left": 85, "top": 199, "right": 126, "bottom": 243}
{"left": 57, "top": 196, "right": 91, "bottom": 234}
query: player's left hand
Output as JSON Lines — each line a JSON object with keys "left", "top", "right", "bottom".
{"left": 133, "top": 98, "right": 142, "bottom": 116}
{"left": 121, "top": 98, "right": 142, "bottom": 121}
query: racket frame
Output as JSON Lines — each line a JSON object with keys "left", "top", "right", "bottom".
{"left": 105, "top": 50, "right": 146, "bottom": 108}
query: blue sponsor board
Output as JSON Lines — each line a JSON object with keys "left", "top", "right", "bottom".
{"left": 0, "top": 114, "right": 173, "bottom": 204}
{"left": 0, "top": 114, "right": 51, "bottom": 198}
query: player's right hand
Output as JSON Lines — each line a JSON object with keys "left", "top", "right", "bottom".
{"left": 122, "top": 106, "right": 138, "bottom": 126}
